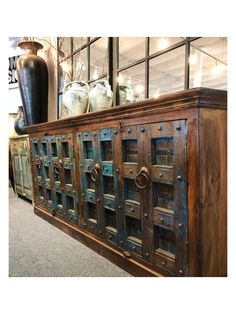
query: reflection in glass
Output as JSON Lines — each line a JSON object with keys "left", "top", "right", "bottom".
{"left": 118, "top": 62, "right": 145, "bottom": 104}
{"left": 189, "top": 37, "right": 227, "bottom": 90}
{"left": 73, "top": 37, "right": 87, "bottom": 51}
{"left": 58, "top": 37, "right": 71, "bottom": 61}
{"left": 58, "top": 58, "right": 72, "bottom": 93}
{"left": 119, "top": 37, "right": 145, "bottom": 68}
{"left": 150, "top": 37, "right": 183, "bottom": 55}
{"left": 73, "top": 48, "right": 88, "bottom": 82}
{"left": 90, "top": 38, "right": 108, "bottom": 80}
{"left": 149, "top": 46, "right": 185, "bottom": 98}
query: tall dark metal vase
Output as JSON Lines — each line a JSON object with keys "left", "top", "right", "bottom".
{"left": 17, "top": 41, "right": 48, "bottom": 125}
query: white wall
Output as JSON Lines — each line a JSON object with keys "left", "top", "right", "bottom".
{"left": 8, "top": 37, "right": 58, "bottom": 121}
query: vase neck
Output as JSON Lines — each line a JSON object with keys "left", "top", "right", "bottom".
{"left": 18, "top": 41, "right": 43, "bottom": 55}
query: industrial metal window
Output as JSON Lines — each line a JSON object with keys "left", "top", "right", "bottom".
{"left": 57, "top": 37, "right": 227, "bottom": 117}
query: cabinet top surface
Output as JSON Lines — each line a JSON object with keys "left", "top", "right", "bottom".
{"left": 25, "top": 87, "right": 227, "bottom": 134}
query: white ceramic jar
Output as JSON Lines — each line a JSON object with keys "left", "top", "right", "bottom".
{"left": 61, "top": 81, "right": 89, "bottom": 118}
{"left": 89, "top": 80, "right": 113, "bottom": 112}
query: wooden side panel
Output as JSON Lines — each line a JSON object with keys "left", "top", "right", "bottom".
{"left": 10, "top": 136, "right": 32, "bottom": 200}
{"left": 199, "top": 108, "right": 227, "bottom": 276}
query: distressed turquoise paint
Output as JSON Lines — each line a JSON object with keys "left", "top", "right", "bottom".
{"left": 100, "top": 128, "right": 112, "bottom": 141}
{"left": 84, "top": 159, "right": 93, "bottom": 172}
{"left": 101, "top": 162, "right": 113, "bottom": 177}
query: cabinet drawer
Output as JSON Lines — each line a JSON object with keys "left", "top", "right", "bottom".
{"left": 150, "top": 121, "right": 174, "bottom": 137}
{"left": 85, "top": 189, "right": 96, "bottom": 203}
{"left": 47, "top": 200, "right": 53, "bottom": 211}
{"left": 105, "top": 227, "right": 117, "bottom": 244}
{"left": 104, "top": 195, "right": 115, "bottom": 210}
{"left": 54, "top": 181, "right": 61, "bottom": 191}
{"left": 45, "top": 180, "right": 51, "bottom": 189}
{"left": 152, "top": 165, "right": 173, "bottom": 184}
{"left": 102, "top": 162, "right": 113, "bottom": 177}
{"left": 155, "top": 251, "right": 175, "bottom": 274}
{"left": 63, "top": 158, "right": 71, "bottom": 169}
{"left": 122, "top": 163, "right": 139, "bottom": 178}
{"left": 124, "top": 200, "right": 141, "bottom": 219}
{"left": 65, "top": 184, "right": 74, "bottom": 195}
{"left": 82, "top": 131, "right": 93, "bottom": 141}
{"left": 126, "top": 238, "right": 142, "bottom": 257}
{"left": 153, "top": 209, "right": 174, "bottom": 230}
{"left": 100, "top": 128, "right": 112, "bottom": 141}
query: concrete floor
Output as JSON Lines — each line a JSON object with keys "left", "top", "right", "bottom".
{"left": 9, "top": 188, "right": 131, "bottom": 277}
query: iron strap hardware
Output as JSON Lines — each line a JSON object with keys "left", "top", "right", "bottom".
{"left": 91, "top": 163, "right": 100, "bottom": 182}
{"left": 135, "top": 167, "right": 150, "bottom": 189}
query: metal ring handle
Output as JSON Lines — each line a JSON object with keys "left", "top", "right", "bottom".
{"left": 135, "top": 167, "right": 150, "bottom": 189}
{"left": 91, "top": 163, "right": 100, "bottom": 182}
{"left": 54, "top": 159, "right": 63, "bottom": 174}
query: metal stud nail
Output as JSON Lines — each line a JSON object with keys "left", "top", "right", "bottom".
{"left": 131, "top": 208, "right": 134, "bottom": 212}
{"left": 116, "top": 168, "right": 119, "bottom": 173}
{"left": 99, "top": 230, "right": 103, "bottom": 234}
{"left": 120, "top": 240, "right": 124, "bottom": 244}
{"left": 161, "top": 261, "right": 166, "bottom": 266}
{"left": 177, "top": 175, "right": 183, "bottom": 181}
{"left": 176, "top": 125, "right": 181, "bottom": 131}
{"left": 158, "top": 125, "right": 163, "bottom": 131}
{"left": 127, "top": 128, "right": 131, "bottom": 133}
{"left": 140, "top": 127, "right": 145, "bottom": 132}
{"left": 159, "top": 173, "right": 163, "bottom": 177}
{"left": 118, "top": 205, "right": 122, "bottom": 209}
{"left": 144, "top": 213, "right": 148, "bottom": 218}
{"left": 145, "top": 252, "right": 150, "bottom": 257}
{"left": 160, "top": 217, "right": 164, "bottom": 223}
{"left": 113, "top": 130, "right": 117, "bottom": 134}
{"left": 178, "top": 223, "right": 183, "bottom": 228}
{"left": 82, "top": 193, "right": 85, "bottom": 197}
{"left": 97, "top": 199, "right": 100, "bottom": 203}
{"left": 179, "top": 269, "right": 183, "bottom": 275}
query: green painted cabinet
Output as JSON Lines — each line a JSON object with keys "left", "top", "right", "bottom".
{"left": 10, "top": 135, "right": 32, "bottom": 201}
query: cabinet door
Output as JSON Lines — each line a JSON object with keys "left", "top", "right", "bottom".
{"left": 31, "top": 137, "right": 45, "bottom": 206}
{"left": 77, "top": 130, "right": 100, "bottom": 233}
{"left": 119, "top": 125, "right": 144, "bottom": 258}
{"left": 12, "top": 154, "right": 22, "bottom": 189}
{"left": 148, "top": 120, "right": 188, "bottom": 276}
{"left": 50, "top": 134, "right": 78, "bottom": 223}
{"left": 31, "top": 134, "right": 78, "bottom": 223}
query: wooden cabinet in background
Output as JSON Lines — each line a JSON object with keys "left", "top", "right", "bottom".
{"left": 9, "top": 135, "right": 32, "bottom": 201}
{"left": 25, "top": 88, "right": 227, "bottom": 277}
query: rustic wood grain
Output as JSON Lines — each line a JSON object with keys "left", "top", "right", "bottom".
{"left": 25, "top": 88, "right": 227, "bottom": 277}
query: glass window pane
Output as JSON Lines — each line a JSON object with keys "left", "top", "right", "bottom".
{"left": 149, "top": 46, "right": 185, "bottom": 98}
{"left": 118, "top": 62, "right": 145, "bottom": 104}
{"left": 73, "top": 37, "right": 87, "bottom": 51}
{"left": 58, "top": 58, "right": 72, "bottom": 93}
{"left": 150, "top": 37, "right": 184, "bottom": 55}
{"left": 58, "top": 37, "right": 71, "bottom": 61}
{"left": 73, "top": 48, "right": 88, "bottom": 82}
{"left": 90, "top": 37, "right": 108, "bottom": 80}
{"left": 189, "top": 37, "right": 227, "bottom": 90}
{"left": 119, "top": 37, "right": 145, "bottom": 68}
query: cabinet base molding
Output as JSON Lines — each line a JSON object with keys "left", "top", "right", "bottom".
{"left": 34, "top": 205, "right": 164, "bottom": 277}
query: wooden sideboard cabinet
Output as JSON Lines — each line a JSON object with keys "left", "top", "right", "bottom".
{"left": 25, "top": 88, "right": 227, "bottom": 277}
{"left": 9, "top": 135, "right": 32, "bottom": 201}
